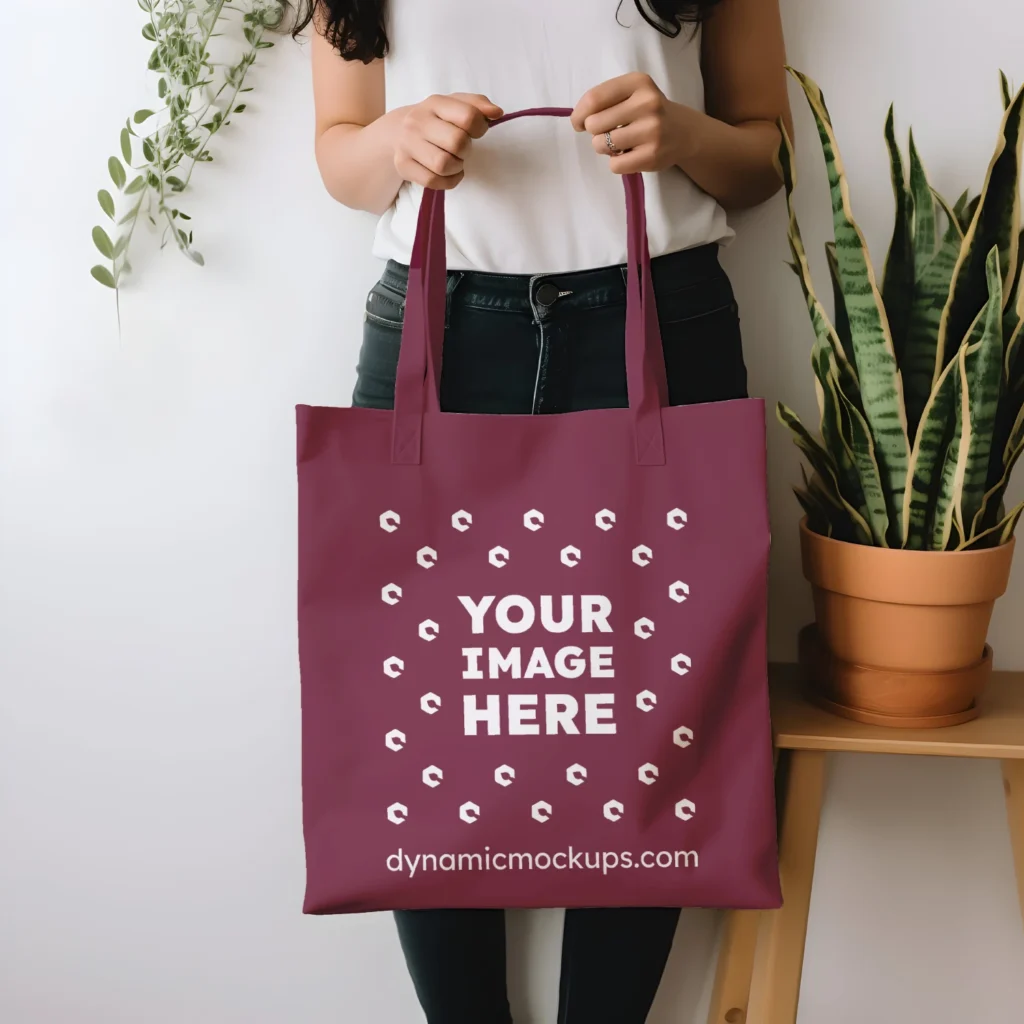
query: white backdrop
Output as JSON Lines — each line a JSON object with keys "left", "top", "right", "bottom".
{"left": 3, "top": 1, "right": 1024, "bottom": 1021}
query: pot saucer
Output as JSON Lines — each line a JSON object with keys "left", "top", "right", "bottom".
{"left": 798, "top": 625, "right": 989, "bottom": 729}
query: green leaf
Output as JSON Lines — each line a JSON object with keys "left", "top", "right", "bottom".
{"left": 958, "top": 250, "right": 1006, "bottom": 532}
{"left": 142, "top": 139, "right": 155, "bottom": 162}
{"left": 881, "top": 106, "right": 915, "bottom": 362}
{"left": 820, "top": 347, "right": 889, "bottom": 544}
{"left": 90, "top": 265, "right": 116, "bottom": 289}
{"left": 903, "top": 194, "right": 965, "bottom": 441}
{"left": 775, "top": 122, "right": 861, "bottom": 404}
{"left": 952, "top": 189, "right": 972, "bottom": 227}
{"left": 188, "top": 250, "right": 205, "bottom": 267}
{"left": 825, "top": 242, "right": 853, "bottom": 358}
{"left": 961, "top": 501, "right": 1022, "bottom": 549}
{"left": 92, "top": 226, "right": 114, "bottom": 259}
{"left": 789, "top": 69, "right": 910, "bottom": 543}
{"left": 777, "top": 402, "right": 873, "bottom": 543}
{"left": 108, "top": 156, "right": 126, "bottom": 190}
{"left": 1006, "top": 226, "right": 1024, "bottom": 333}
{"left": 134, "top": 109, "right": 155, "bottom": 124}
{"left": 938, "top": 84, "right": 1024, "bottom": 375}
{"left": 124, "top": 175, "right": 146, "bottom": 195}
{"left": 118, "top": 203, "right": 142, "bottom": 226}
{"left": 959, "top": 194, "right": 982, "bottom": 233}
{"left": 97, "top": 189, "right": 115, "bottom": 219}
{"left": 112, "top": 235, "right": 129, "bottom": 259}
{"left": 902, "top": 354, "right": 958, "bottom": 548}
{"left": 793, "top": 484, "right": 832, "bottom": 537}
{"left": 973, "top": 403, "right": 1024, "bottom": 537}
{"left": 166, "top": 175, "right": 186, "bottom": 191}
{"left": 908, "top": 130, "right": 937, "bottom": 279}
{"left": 120, "top": 127, "right": 133, "bottom": 164}
{"left": 809, "top": 339, "right": 871, "bottom": 522}
{"left": 158, "top": 77, "right": 168, "bottom": 99}
{"left": 142, "top": 22, "right": 156, "bottom": 41}
{"left": 233, "top": 103, "right": 247, "bottom": 113}
{"left": 932, "top": 248, "right": 1005, "bottom": 548}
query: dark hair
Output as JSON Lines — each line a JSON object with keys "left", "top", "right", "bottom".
{"left": 292, "top": 1, "right": 721, "bottom": 63}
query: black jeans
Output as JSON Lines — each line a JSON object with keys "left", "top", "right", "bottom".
{"left": 352, "top": 245, "right": 747, "bottom": 1024}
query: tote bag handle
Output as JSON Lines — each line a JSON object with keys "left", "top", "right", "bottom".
{"left": 391, "top": 107, "right": 668, "bottom": 467}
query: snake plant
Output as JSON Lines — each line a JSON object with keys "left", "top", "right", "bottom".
{"left": 778, "top": 69, "right": 1024, "bottom": 550}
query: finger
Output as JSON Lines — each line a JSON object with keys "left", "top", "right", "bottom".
{"left": 400, "top": 135, "right": 465, "bottom": 181}
{"left": 438, "top": 94, "right": 504, "bottom": 138}
{"left": 421, "top": 114, "right": 475, "bottom": 160}
{"left": 400, "top": 156, "right": 466, "bottom": 191}
{"left": 591, "top": 120, "right": 650, "bottom": 157}
{"left": 607, "top": 145, "right": 657, "bottom": 176}
{"left": 581, "top": 95, "right": 648, "bottom": 138}
{"left": 571, "top": 74, "right": 643, "bottom": 131}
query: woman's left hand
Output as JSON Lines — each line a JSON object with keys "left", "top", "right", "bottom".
{"left": 571, "top": 73, "right": 695, "bottom": 174}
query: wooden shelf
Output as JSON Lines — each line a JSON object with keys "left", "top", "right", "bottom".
{"left": 710, "top": 665, "right": 1024, "bottom": 1024}
{"left": 769, "top": 664, "right": 1024, "bottom": 760}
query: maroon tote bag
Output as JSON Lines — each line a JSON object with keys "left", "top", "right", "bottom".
{"left": 297, "top": 109, "right": 780, "bottom": 914}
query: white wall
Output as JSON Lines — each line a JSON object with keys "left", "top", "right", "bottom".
{"left": 2, "top": 1, "right": 1023, "bottom": 1021}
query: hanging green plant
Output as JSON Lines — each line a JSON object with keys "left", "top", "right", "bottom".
{"left": 91, "top": 0, "right": 286, "bottom": 292}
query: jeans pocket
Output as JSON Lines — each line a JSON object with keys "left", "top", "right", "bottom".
{"left": 661, "top": 302, "right": 748, "bottom": 406}
{"left": 364, "top": 280, "right": 406, "bottom": 330}
{"left": 352, "top": 317, "right": 402, "bottom": 410}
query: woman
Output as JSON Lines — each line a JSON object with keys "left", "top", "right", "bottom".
{"left": 297, "top": 1, "right": 790, "bottom": 1020}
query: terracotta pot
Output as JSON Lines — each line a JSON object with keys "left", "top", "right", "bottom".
{"left": 800, "top": 519, "right": 1015, "bottom": 723}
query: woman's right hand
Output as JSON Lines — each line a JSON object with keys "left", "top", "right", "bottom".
{"left": 393, "top": 94, "right": 504, "bottom": 190}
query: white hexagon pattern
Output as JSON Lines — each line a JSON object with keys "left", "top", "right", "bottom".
{"left": 531, "top": 801, "right": 553, "bottom": 823}
{"left": 673, "top": 725, "right": 694, "bottom": 748}
{"left": 374, "top": 506, "right": 706, "bottom": 830}
{"left": 667, "top": 508, "right": 688, "bottom": 530}
{"left": 631, "top": 544, "right": 653, "bottom": 566}
{"left": 488, "top": 546, "right": 510, "bottom": 568}
{"left": 671, "top": 653, "right": 692, "bottom": 676}
{"left": 636, "top": 690, "right": 657, "bottom": 712}
{"left": 523, "top": 509, "right": 545, "bottom": 531}
{"left": 603, "top": 799, "right": 624, "bottom": 822}
{"left": 675, "top": 799, "right": 696, "bottom": 821}
{"left": 560, "top": 545, "right": 582, "bottom": 568}
{"left": 634, "top": 617, "right": 655, "bottom": 639}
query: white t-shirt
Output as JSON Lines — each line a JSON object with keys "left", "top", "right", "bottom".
{"left": 372, "top": 0, "right": 733, "bottom": 273}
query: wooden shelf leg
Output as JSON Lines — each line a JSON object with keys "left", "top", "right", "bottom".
{"left": 707, "top": 910, "right": 762, "bottom": 1024}
{"left": 746, "top": 749, "right": 827, "bottom": 1024}
{"left": 1003, "top": 760, "right": 1024, "bottom": 929}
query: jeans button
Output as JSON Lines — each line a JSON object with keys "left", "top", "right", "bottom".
{"left": 535, "top": 282, "right": 560, "bottom": 307}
